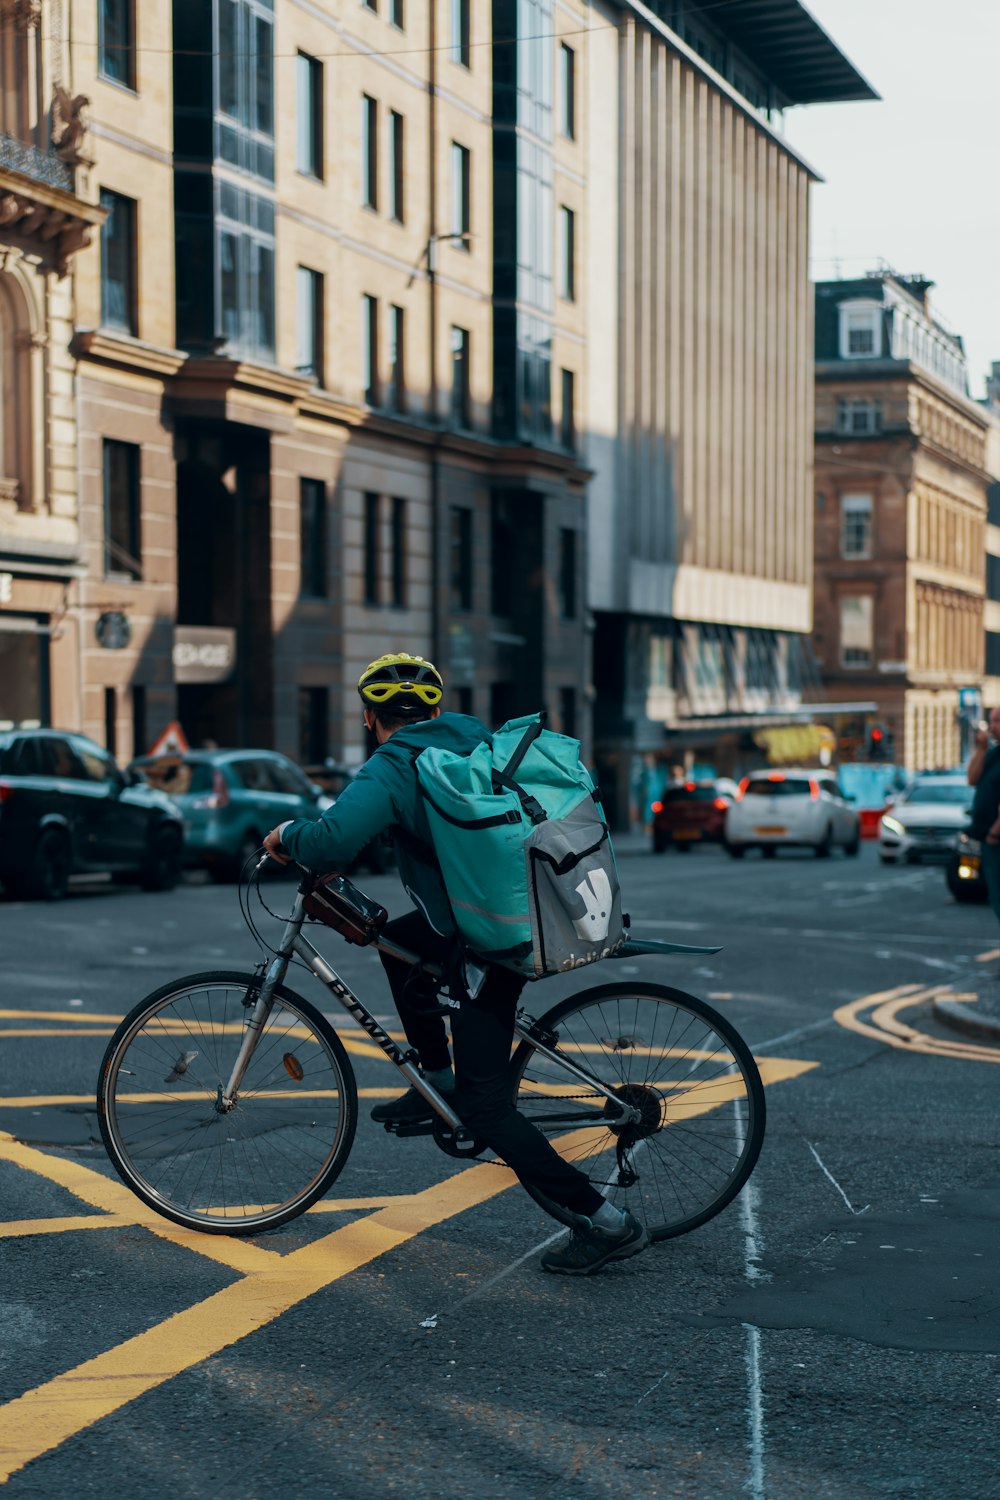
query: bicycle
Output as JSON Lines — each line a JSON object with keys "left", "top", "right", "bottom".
{"left": 97, "top": 860, "right": 765, "bottom": 1240}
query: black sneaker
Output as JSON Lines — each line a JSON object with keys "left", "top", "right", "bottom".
{"left": 540, "top": 1212, "right": 648, "bottom": 1275}
{"left": 371, "top": 1087, "right": 437, "bottom": 1124}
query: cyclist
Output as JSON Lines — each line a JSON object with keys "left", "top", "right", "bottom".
{"left": 263, "top": 652, "right": 647, "bottom": 1275}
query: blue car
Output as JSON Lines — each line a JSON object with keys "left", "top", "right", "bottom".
{"left": 130, "top": 749, "right": 325, "bottom": 882}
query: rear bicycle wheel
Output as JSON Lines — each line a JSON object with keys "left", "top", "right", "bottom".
{"left": 98, "top": 970, "right": 358, "bottom": 1234}
{"left": 509, "top": 982, "right": 765, "bottom": 1241}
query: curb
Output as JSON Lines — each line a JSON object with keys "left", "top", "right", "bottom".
{"left": 932, "top": 996, "right": 1000, "bottom": 1044}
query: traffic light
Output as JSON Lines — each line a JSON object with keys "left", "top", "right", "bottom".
{"left": 867, "top": 724, "right": 893, "bottom": 761}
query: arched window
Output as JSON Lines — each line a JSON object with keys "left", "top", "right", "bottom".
{"left": 0, "top": 276, "right": 31, "bottom": 512}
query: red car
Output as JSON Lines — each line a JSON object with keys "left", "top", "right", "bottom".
{"left": 651, "top": 781, "right": 735, "bottom": 853}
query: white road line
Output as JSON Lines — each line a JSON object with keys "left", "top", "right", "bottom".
{"left": 805, "top": 1141, "right": 868, "bottom": 1216}
{"left": 737, "top": 1108, "right": 767, "bottom": 1500}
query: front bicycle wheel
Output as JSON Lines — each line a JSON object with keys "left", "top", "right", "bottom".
{"left": 509, "top": 982, "right": 765, "bottom": 1241}
{"left": 98, "top": 970, "right": 358, "bottom": 1235}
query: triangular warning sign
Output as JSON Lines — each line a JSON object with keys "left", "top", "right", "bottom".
{"left": 147, "top": 720, "right": 191, "bottom": 756}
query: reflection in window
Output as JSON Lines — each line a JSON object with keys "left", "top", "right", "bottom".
{"left": 451, "top": 0, "right": 470, "bottom": 66}
{"left": 559, "top": 44, "right": 575, "bottom": 139}
{"left": 558, "top": 527, "right": 577, "bottom": 619}
{"left": 100, "top": 189, "right": 137, "bottom": 335}
{"left": 297, "top": 266, "right": 324, "bottom": 380}
{"left": 104, "top": 440, "right": 141, "bottom": 579}
{"left": 391, "top": 496, "right": 407, "bottom": 608}
{"left": 389, "top": 111, "right": 405, "bottom": 222}
{"left": 558, "top": 205, "right": 575, "bottom": 301}
{"left": 99, "top": 0, "right": 135, "bottom": 88}
{"left": 560, "top": 367, "right": 575, "bottom": 450}
{"left": 296, "top": 52, "right": 323, "bottom": 177}
{"left": 388, "top": 304, "right": 405, "bottom": 412}
{"left": 451, "top": 142, "right": 470, "bottom": 245}
{"left": 364, "top": 491, "right": 380, "bottom": 605}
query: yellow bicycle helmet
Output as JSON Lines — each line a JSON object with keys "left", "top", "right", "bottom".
{"left": 357, "top": 652, "right": 444, "bottom": 718}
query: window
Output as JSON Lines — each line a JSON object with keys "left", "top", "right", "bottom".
{"left": 451, "top": 143, "right": 470, "bottom": 245}
{"left": 215, "top": 183, "right": 275, "bottom": 361}
{"left": 558, "top": 528, "right": 577, "bottom": 619}
{"left": 450, "top": 325, "right": 470, "bottom": 428}
{"left": 300, "top": 478, "right": 327, "bottom": 598}
{"left": 100, "top": 189, "right": 137, "bottom": 335}
{"left": 296, "top": 53, "right": 323, "bottom": 178}
{"left": 362, "top": 294, "right": 379, "bottom": 405}
{"left": 364, "top": 491, "right": 380, "bottom": 605}
{"left": 491, "top": 497, "right": 515, "bottom": 615}
{"left": 104, "top": 687, "right": 117, "bottom": 758}
{"left": 389, "top": 111, "right": 405, "bottom": 222}
{"left": 840, "top": 595, "right": 874, "bottom": 668}
{"left": 558, "top": 206, "right": 575, "bottom": 301}
{"left": 836, "top": 398, "right": 881, "bottom": 435}
{"left": 451, "top": 0, "right": 470, "bottom": 66}
{"left": 450, "top": 507, "right": 472, "bottom": 612}
{"left": 841, "top": 493, "right": 873, "bottom": 559}
{"left": 98, "top": 0, "right": 135, "bottom": 89}
{"left": 390, "top": 0, "right": 404, "bottom": 26}
{"left": 559, "top": 44, "right": 575, "bottom": 139}
{"left": 455, "top": 686, "right": 473, "bottom": 716}
{"left": 296, "top": 267, "right": 324, "bottom": 381}
{"left": 362, "top": 95, "right": 378, "bottom": 209}
{"left": 103, "top": 440, "right": 141, "bottom": 579}
{"left": 388, "top": 305, "right": 405, "bottom": 412}
{"left": 216, "top": 0, "right": 275, "bottom": 181}
{"left": 560, "top": 368, "right": 575, "bottom": 450}
{"left": 838, "top": 301, "right": 882, "bottom": 360}
{"left": 560, "top": 686, "right": 576, "bottom": 738}
{"left": 390, "top": 496, "right": 406, "bottom": 607}
{"left": 131, "top": 684, "right": 146, "bottom": 758}
{"left": 299, "top": 687, "right": 329, "bottom": 763}
{"left": 362, "top": 0, "right": 377, "bottom": 11}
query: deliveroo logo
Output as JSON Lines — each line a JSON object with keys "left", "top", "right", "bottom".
{"left": 572, "top": 868, "right": 613, "bottom": 942}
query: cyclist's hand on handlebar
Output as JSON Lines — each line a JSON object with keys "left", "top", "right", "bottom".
{"left": 263, "top": 827, "right": 292, "bottom": 865}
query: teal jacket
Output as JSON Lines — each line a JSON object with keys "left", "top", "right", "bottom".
{"left": 280, "top": 713, "right": 491, "bottom": 935}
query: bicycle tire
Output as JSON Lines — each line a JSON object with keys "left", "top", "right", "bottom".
{"left": 97, "top": 970, "right": 358, "bottom": 1235}
{"left": 508, "top": 982, "right": 765, "bottom": 1241}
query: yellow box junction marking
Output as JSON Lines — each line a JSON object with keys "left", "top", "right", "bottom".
{"left": 0, "top": 1003, "right": 818, "bottom": 1483}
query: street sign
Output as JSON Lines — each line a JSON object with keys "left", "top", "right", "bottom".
{"left": 147, "top": 720, "right": 191, "bottom": 756}
{"left": 958, "top": 687, "right": 981, "bottom": 712}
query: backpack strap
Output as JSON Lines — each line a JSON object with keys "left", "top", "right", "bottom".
{"left": 490, "top": 712, "right": 548, "bottom": 825}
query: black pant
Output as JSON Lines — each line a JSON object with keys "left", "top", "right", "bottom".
{"left": 378, "top": 910, "right": 604, "bottom": 1218}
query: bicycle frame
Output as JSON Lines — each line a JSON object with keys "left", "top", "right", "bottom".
{"left": 221, "top": 870, "right": 641, "bottom": 1131}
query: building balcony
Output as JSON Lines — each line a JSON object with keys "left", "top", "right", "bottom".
{"left": 0, "top": 131, "right": 105, "bottom": 274}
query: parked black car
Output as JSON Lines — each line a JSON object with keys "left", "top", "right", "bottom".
{"left": 0, "top": 729, "right": 184, "bottom": 900}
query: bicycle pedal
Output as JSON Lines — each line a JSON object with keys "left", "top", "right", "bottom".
{"left": 383, "top": 1120, "right": 435, "bottom": 1138}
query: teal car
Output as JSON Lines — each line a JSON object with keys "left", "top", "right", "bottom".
{"left": 130, "top": 749, "right": 325, "bottom": 882}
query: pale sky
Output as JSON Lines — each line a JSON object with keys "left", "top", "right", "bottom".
{"left": 779, "top": 0, "right": 999, "bottom": 399}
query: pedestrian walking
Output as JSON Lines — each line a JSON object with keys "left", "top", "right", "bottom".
{"left": 967, "top": 706, "right": 1000, "bottom": 935}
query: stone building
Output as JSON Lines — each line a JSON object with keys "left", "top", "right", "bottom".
{"left": 9, "top": 0, "right": 590, "bottom": 763}
{"left": 582, "top": 0, "right": 876, "bottom": 828}
{"left": 981, "top": 375, "right": 1000, "bottom": 714}
{"left": 0, "top": 0, "right": 104, "bottom": 730}
{"left": 812, "top": 272, "right": 990, "bottom": 771}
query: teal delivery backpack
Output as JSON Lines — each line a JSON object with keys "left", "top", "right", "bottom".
{"left": 415, "top": 713, "right": 625, "bottom": 978}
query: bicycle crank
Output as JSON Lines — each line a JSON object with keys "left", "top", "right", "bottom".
{"left": 431, "top": 1115, "right": 487, "bottom": 1160}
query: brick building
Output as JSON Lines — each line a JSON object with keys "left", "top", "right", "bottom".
{"left": 812, "top": 272, "right": 990, "bottom": 771}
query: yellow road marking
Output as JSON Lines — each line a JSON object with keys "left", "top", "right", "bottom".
{"left": 975, "top": 948, "right": 1000, "bottom": 963}
{"left": 0, "top": 1087, "right": 408, "bottom": 1108}
{"left": 0, "top": 1216, "right": 133, "bottom": 1238}
{"left": 835, "top": 986, "right": 1000, "bottom": 1064}
{"left": 0, "top": 1054, "right": 817, "bottom": 1482}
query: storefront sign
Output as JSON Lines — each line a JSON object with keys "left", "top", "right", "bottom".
{"left": 0, "top": 573, "right": 12, "bottom": 604}
{"left": 172, "top": 625, "right": 236, "bottom": 684}
{"left": 95, "top": 611, "right": 132, "bottom": 649}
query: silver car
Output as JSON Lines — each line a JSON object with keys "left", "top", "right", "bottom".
{"left": 878, "top": 774, "right": 972, "bottom": 864}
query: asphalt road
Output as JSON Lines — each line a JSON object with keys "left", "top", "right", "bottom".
{"left": 2, "top": 841, "right": 1000, "bottom": 1499}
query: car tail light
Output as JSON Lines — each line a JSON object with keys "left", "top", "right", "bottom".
{"left": 713, "top": 797, "right": 728, "bottom": 811}
{"left": 736, "top": 778, "right": 749, "bottom": 801}
{"left": 809, "top": 779, "right": 820, "bottom": 800}
{"left": 0, "top": 781, "right": 12, "bottom": 803}
{"left": 651, "top": 800, "right": 663, "bottom": 814}
{"left": 684, "top": 781, "right": 696, "bottom": 792}
{"left": 767, "top": 772, "right": 785, "bottom": 782}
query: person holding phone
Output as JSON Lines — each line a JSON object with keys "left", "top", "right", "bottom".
{"left": 968, "top": 707, "right": 1000, "bottom": 928}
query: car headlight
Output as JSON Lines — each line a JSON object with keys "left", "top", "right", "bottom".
{"left": 881, "top": 816, "right": 905, "bottom": 836}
